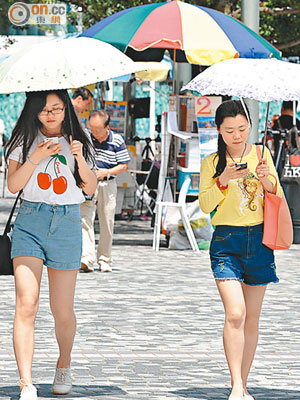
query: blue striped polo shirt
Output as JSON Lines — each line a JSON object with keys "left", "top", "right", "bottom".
{"left": 91, "top": 130, "right": 130, "bottom": 172}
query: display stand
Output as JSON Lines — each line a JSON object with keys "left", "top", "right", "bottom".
{"left": 171, "top": 95, "right": 221, "bottom": 195}
{"left": 152, "top": 112, "right": 199, "bottom": 251}
{"left": 128, "top": 154, "right": 157, "bottom": 221}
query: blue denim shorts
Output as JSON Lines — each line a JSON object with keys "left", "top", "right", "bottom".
{"left": 210, "top": 224, "right": 279, "bottom": 286}
{"left": 11, "top": 200, "right": 82, "bottom": 270}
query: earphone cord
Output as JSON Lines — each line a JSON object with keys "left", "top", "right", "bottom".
{"left": 226, "top": 143, "right": 247, "bottom": 163}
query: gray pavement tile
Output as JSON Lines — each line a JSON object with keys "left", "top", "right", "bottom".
{"left": 0, "top": 189, "right": 300, "bottom": 399}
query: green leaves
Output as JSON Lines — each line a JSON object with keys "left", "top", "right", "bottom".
{"left": 58, "top": 155, "right": 67, "bottom": 165}
{"left": 259, "top": 0, "right": 300, "bottom": 56}
{"left": 50, "top": 154, "right": 67, "bottom": 164}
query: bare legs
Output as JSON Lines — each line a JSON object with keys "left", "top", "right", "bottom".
{"left": 13, "top": 257, "right": 43, "bottom": 389}
{"left": 241, "top": 284, "right": 266, "bottom": 396}
{"left": 217, "top": 281, "right": 245, "bottom": 397}
{"left": 47, "top": 268, "right": 78, "bottom": 368}
{"left": 13, "top": 257, "right": 78, "bottom": 389}
{"left": 216, "top": 280, "right": 266, "bottom": 397}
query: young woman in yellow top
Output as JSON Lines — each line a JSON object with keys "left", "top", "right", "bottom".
{"left": 199, "top": 100, "right": 281, "bottom": 400}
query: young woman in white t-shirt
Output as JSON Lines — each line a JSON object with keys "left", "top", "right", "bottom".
{"left": 5, "top": 90, "right": 97, "bottom": 400}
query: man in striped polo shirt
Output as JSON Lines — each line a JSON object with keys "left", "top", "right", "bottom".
{"left": 80, "top": 110, "right": 130, "bottom": 272}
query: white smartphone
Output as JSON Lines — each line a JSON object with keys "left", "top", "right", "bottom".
{"left": 43, "top": 137, "right": 59, "bottom": 145}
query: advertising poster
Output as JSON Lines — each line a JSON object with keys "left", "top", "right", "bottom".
{"left": 195, "top": 96, "right": 221, "bottom": 162}
{"left": 197, "top": 116, "right": 216, "bottom": 129}
{"left": 198, "top": 130, "right": 219, "bottom": 163}
{"left": 104, "top": 101, "right": 127, "bottom": 136}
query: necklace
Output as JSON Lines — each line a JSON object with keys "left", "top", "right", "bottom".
{"left": 226, "top": 143, "right": 247, "bottom": 163}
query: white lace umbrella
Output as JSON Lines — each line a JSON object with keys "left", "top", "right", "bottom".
{"left": 181, "top": 58, "right": 300, "bottom": 102}
{"left": 182, "top": 58, "right": 300, "bottom": 156}
{"left": 0, "top": 37, "right": 140, "bottom": 94}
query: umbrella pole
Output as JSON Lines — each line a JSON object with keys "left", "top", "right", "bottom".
{"left": 67, "top": 100, "right": 75, "bottom": 140}
{"left": 262, "top": 101, "right": 270, "bottom": 158}
{"left": 172, "top": 49, "right": 176, "bottom": 94}
{"left": 293, "top": 100, "right": 296, "bottom": 126}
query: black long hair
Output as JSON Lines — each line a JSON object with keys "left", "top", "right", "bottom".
{"left": 5, "top": 89, "right": 94, "bottom": 188}
{"left": 213, "top": 100, "right": 251, "bottom": 178}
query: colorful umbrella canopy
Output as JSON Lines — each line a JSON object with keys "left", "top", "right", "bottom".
{"left": 0, "top": 37, "right": 141, "bottom": 94}
{"left": 80, "top": 0, "right": 281, "bottom": 65}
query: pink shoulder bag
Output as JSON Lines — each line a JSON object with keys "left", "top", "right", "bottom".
{"left": 256, "top": 145, "right": 293, "bottom": 250}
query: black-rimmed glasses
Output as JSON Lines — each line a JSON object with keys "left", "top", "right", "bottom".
{"left": 39, "top": 107, "right": 65, "bottom": 117}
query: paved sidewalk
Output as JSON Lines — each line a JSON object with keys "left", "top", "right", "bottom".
{"left": 0, "top": 192, "right": 299, "bottom": 399}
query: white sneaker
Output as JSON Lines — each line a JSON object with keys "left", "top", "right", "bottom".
{"left": 19, "top": 384, "right": 38, "bottom": 400}
{"left": 52, "top": 367, "right": 72, "bottom": 395}
{"left": 99, "top": 260, "right": 112, "bottom": 272}
{"left": 228, "top": 396, "right": 243, "bottom": 400}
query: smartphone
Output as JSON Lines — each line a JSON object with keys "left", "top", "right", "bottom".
{"left": 235, "top": 162, "right": 248, "bottom": 171}
{"left": 44, "top": 137, "right": 59, "bottom": 144}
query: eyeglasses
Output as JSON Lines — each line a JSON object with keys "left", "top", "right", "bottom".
{"left": 39, "top": 107, "right": 65, "bottom": 117}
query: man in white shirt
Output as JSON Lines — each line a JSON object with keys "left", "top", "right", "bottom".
{"left": 80, "top": 110, "right": 130, "bottom": 273}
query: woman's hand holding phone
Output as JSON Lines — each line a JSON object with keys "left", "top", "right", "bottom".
{"left": 219, "top": 162, "right": 250, "bottom": 186}
{"left": 30, "top": 140, "right": 61, "bottom": 164}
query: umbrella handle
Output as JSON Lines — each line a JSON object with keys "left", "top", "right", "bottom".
{"left": 262, "top": 101, "right": 270, "bottom": 159}
{"left": 67, "top": 101, "right": 76, "bottom": 155}
{"left": 293, "top": 101, "right": 296, "bottom": 126}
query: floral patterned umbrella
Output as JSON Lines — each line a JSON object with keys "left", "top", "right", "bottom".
{"left": 0, "top": 37, "right": 140, "bottom": 94}
{"left": 182, "top": 58, "right": 300, "bottom": 156}
{"left": 181, "top": 58, "right": 300, "bottom": 102}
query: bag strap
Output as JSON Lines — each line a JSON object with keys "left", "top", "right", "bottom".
{"left": 277, "top": 118, "right": 283, "bottom": 130}
{"left": 3, "top": 191, "right": 22, "bottom": 236}
{"left": 256, "top": 145, "right": 277, "bottom": 194}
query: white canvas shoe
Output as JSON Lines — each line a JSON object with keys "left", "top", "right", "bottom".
{"left": 228, "top": 394, "right": 244, "bottom": 400}
{"left": 98, "top": 255, "right": 112, "bottom": 272}
{"left": 99, "top": 260, "right": 112, "bottom": 272}
{"left": 52, "top": 367, "right": 72, "bottom": 395}
{"left": 19, "top": 384, "right": 38, "bottom": 400}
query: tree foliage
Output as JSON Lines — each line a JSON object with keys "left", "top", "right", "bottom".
{"left": 259, "top": 0, "right": 300, "bottom": 56}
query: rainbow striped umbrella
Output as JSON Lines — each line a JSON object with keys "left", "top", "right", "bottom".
{"left": 80, "top": 0, "right": 281, "bottom": 65}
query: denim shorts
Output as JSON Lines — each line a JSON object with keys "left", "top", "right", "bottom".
{"left": 210, "top": 224, "right": 279, "bottom": 286}
{"left": 11, "top": 200, "right": 82, "bottom": 270}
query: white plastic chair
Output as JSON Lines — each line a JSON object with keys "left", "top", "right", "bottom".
{"left": 153, "top": 176, "right": 199, "bottom": 252}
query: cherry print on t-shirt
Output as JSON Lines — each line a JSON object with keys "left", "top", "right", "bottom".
{"left": 37, "top": 171, "right": 51, "bottom": 189}
{"left": 37, "top": 153, "right": 68, "bottom": 194}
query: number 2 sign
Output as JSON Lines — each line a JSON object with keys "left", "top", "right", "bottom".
{"left": 195, "top": 96, "right": 222, "bottom": 117}
{"left": 196, "top": 96, "right": 212, "bottom": 115}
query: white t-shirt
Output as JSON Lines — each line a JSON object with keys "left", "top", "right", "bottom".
{"left": 9, "top": 131, "right": 90, "bottom": 205}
